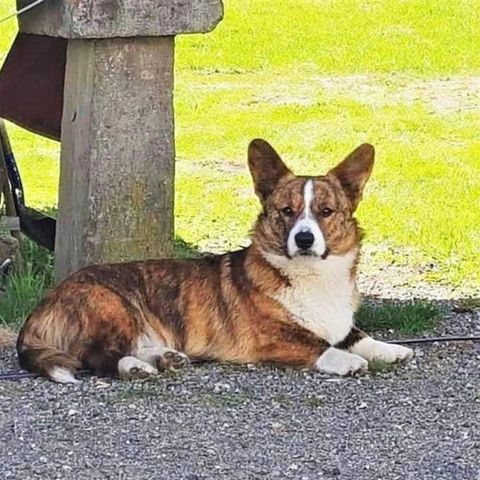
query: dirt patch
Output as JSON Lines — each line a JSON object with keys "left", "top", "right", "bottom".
{"left": 252, "top": 73, "right": 480, "bottom": 114}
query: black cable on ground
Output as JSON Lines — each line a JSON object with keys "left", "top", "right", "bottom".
{"left": 387, "top": 335, "right": 480, "bottom": 345}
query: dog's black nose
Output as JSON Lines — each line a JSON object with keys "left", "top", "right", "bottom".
{"left": 295, "top": 231, "right": 314, "bottom": 250}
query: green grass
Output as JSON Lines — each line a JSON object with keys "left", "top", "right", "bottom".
{"left": 1, "top": 0, "right": 479, "bottom": 328}
{"left": 367, "top": 360, "right": 397, "bottom": 375}
{"left": 303, "top": 395, "right": 325, "bottom": 408}
{"left": 357, "top": 300, "right": 441, "bottom": 335}
{"left": 0, "top": 240, "right": 53, "bottom": 328}
{"left": 177, "top": 0, "right": 480, "bottom": 75}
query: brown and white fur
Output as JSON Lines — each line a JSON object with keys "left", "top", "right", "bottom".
{"left": 17, "top": 139, "right": 413, "bottom": 383}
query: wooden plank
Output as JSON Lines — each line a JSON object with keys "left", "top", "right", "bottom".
{"left": 55, "top": 37, "right": 175, "bottom": 280}
{"left": 0, "top": 139, "right": 22, "bottom": 241}
{"left": 0, "top": 216, "right": 20, "bottom": 231}
{"left": 18, "top": 0, "right": 224, "bottom": 38}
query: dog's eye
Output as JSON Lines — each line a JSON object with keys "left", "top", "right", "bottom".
{"left": 321, "top": 207, "right": 333, "bottom": 218}
{"left": 281, "top": 207, "right": 294, "bottom": 217}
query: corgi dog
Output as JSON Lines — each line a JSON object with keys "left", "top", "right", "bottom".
{"left": 17, "top": 139, "right": 413, "bottom": 383}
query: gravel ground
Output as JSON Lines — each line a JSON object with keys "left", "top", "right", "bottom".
{"left": 1, "top": 292, "right": 479, "bottom": 480}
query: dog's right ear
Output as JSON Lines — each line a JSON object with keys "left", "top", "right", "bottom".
{"left": 248, "top": 139, "right": 292, "bottom": 204}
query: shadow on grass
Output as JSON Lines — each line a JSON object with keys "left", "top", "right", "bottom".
{"left": 18, "top": 206, "right": 202, "bottom": 260}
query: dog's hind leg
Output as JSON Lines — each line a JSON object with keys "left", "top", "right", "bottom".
{"left": 118, "top": 356, "right": 159, "bottom": 380}
{"left": 137, "top": 345, "right": 190, "bottom": 372}
{"left": 131, "top": 330, "right": 190, "bottom": 372}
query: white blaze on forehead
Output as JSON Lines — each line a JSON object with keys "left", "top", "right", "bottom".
{"left": 287, "top": 179, "right": 326, "bottom": 257}
{"left": 303, "top": 178, "right": 314, "bottom": 220}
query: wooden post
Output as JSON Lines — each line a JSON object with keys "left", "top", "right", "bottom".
{"left": 56, "top": 37, "right": 176, "bottom": 277}
{"left": 17, "top": 0, "right": 223, "bottom": 280}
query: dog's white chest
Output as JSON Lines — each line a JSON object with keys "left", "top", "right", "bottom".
{"left": 265, "top": 253, "right": 357, "bottom": 345}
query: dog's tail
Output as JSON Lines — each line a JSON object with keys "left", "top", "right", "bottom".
{"left": 16, "top": 314, "right": 81, "bottom": 383}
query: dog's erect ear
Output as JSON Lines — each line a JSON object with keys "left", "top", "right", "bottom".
{"left": 248, "top": 139, "right": 292, "bottom": 204}
{"left": 328, "top": 143, "right": 375, "bottom": 211}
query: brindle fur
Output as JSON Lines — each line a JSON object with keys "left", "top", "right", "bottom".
{"left": 17, "top": 139, "right": 375, "bottom": 379}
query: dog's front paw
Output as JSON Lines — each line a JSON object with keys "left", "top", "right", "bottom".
{"left": 315, "top": 347, "right": 368, "bottom": 376}
{"left": 351, "top": 337, "right": 413, "bottom": 363}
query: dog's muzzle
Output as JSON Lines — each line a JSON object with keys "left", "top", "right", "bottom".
{"left": 288, "top": 223, "right": 327, "bottom": 259}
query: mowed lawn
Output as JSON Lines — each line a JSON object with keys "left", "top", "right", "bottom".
{"left": 0, "top": 0, "right": 479, "bottom": 291}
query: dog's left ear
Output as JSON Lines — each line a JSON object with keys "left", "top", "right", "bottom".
{"left": 248, "top": 139, "right": 292, "bottom": 204}
{"left": 328, "top": 143, "right": 375, "bottom": 211}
